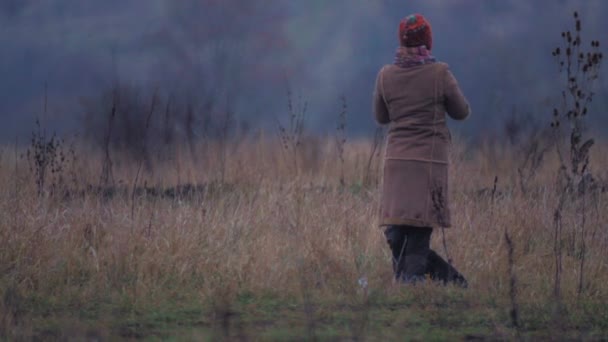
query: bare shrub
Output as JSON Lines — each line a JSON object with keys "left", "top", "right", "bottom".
{"left": 550, "top": 11, "right": 603, "bottom": 299}
{"left": 25, "top": 119, "right": 75, "bottom": 196}
{"left": 277, "top": 87, "right": 307, "bottom": 178}
{"left": 81, "top": 83, "right": 244, "bottom": 186}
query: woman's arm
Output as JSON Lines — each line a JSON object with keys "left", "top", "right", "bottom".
{"left": 373, "top": 68, "right": 390, "bottom": 124}
{"left": 443, "top": 67, "right": 471, "bottom": 121}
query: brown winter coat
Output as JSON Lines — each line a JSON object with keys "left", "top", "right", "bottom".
{"left": 373, "top": 62, "right": 470, "bottom": 228}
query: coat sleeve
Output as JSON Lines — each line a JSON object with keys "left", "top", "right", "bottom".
{"left": 373, "top": 68, "right": 390, "bottom": 125}
{"left": 443, "top": 66, "right": 471, "bottom": 121}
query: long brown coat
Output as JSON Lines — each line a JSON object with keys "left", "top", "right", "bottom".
{"left": 373, "top": 62, "right": 470, "bottom": 228}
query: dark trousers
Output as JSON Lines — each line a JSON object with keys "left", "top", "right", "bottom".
{"left": 384, "top": 225, "right": 467, "bottom": 287}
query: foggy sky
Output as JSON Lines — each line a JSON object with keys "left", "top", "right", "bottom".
{"left": 1, "top": 0, "right": 607, "bottom": 143}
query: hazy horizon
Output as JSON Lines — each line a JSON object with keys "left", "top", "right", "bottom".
{"left": 1, "top": 0, "right": 607, "bottom": 143}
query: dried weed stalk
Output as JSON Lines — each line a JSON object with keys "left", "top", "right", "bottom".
{"left": 550, "top": 11, "right": 603, "bottom": 299}
{"left": 336, "top": 96, "right": 348, "bottom": 188}
{"left": 277, "top": 86, "right": 307, "bottom": 178}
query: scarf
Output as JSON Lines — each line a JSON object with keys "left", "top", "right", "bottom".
{"left": 394, "top": 46, "right": 436, "bottom": 68}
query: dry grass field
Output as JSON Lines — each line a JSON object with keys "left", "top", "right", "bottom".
{"left": 1, "top": 128, "right": 608, "bottom": 340}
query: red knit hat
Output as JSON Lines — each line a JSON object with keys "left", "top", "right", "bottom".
{"left": 399, "top": 14, "right": 433, "bottom": 50}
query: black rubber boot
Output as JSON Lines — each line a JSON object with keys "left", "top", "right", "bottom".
{"left": 384, "top": 226, "right": 406, "bottom": 278}
{"left": 385, "top": 226, "right": 432, "bottom": 284}
{"left": 426, "top": 250, "right": 468, "bottom": 288}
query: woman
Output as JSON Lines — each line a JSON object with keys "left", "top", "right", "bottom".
{"left": 373, "top": 14, "right": 470, "bottom": 286}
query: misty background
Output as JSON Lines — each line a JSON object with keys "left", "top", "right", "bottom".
{"left": 1, "top": 0, "right": 607, "bottom": 144}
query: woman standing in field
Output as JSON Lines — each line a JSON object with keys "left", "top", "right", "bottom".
{"left": 373, "top": 14, "right": 470, "bottom": 286}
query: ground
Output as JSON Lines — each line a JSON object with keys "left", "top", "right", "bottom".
{"left": 1, "top": 137, "right": 608, "bottom": 340}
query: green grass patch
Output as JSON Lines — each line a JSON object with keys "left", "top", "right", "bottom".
{"left": 3, "top": 287, "right": 608, "bottom": 340}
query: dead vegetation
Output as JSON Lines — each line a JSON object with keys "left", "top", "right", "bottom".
{"left": 2, "top": 121, "right": 608, "bottom": 338}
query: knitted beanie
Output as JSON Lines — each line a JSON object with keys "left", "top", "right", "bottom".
{"left": 399, "top": 14, "right": 433, "bottom": 50}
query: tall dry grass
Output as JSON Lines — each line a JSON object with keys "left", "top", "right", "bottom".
{"left": 1, "top": 132, "right": 608, "bottom": 337}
